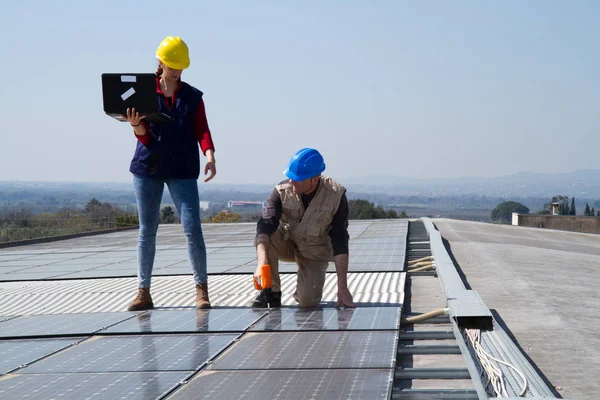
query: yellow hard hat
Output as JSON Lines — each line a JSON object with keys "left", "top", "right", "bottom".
{"left": 155, "top": 36, "right": 190, "bottom": 70}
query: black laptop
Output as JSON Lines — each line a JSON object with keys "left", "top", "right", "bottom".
{"left": 101, "top": 73, "right": 173, "bottom": 122}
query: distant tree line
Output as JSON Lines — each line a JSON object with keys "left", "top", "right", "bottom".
{"left": 0, "top": 198, "right": 142, "bottom": 244}
{"left": 536, "top": 195, "right": 576, "bottom": 215}
{"left": 348, "top": 199, "right": 407, "bottom": 220}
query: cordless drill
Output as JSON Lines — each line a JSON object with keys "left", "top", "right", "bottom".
{"left": 253, "top": 264, "right": 273, "bottom": 308}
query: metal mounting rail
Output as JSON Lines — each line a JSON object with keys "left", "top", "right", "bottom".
{"left": 422, "top": 218, "right": 493, "bottom": 331}
{"left": 421, "top": 218, "right": 562, "bottom": 399}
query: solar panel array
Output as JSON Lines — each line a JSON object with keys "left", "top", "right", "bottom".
{"left": 0, "top": 220, "right": 406, "bottom": 399}
{"left": 0, "top": 306, "right": 401, "bottom": 399}
{"left": 0, "top": 220, "right": 407, "bottom": 281}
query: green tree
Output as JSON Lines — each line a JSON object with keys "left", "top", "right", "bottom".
{"left": 585, "top": 203, "right": 591, "bottom": 216}
{"left": 84, "top": 198, "right": 102, "bottom": 213}
{"left": 490, "top": 201, "right": 529, "bottom": 223}
{"left": 348, "top": 199, "right": 398, "bottom": 220}
{"left": 160, "top": 206, "right": 176, "bottom": 223}
{"left": 543, "top": 195, "right": 569, "bottom": 215}
{"left": 592, "top": 207, "right": 595, "bottom": 216}
{"left": 597, "top": 210, "right": 600, "bottom": 217}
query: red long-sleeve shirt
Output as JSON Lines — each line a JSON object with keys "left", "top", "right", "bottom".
{"left": 134, "top": 78, "right": 215, "bottom": 155}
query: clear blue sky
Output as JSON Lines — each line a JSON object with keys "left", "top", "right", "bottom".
{"left": 1, "top": 1, "right": 598, "bottom": 184}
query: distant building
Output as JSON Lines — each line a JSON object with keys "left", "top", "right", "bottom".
{"left": 228, "top": 201, "right": 265, "bottom": 212}
{"left": 199, "top": 201, "right": 211, "bottom": 211}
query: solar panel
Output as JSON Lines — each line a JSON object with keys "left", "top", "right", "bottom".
{"left": 227, "top": 262, "right": 404, "bottom": 273}
{"left": 209, "top": 246, "right": 256, "bottom": 256}
{"left": 0, "top": 272, "right": 58, "bottom": 281}
{"left": 205, "top": 257, "right": 257, "bottom": 267}
{"left": 349, "top": 242, "right": 405, "bottom": 251}
{"left": 0, "top": 266, "right": 31, "bottom": 274}
{"left": 0, "top": 249, "right": 56, "bottom": 256}
{"left": 23, "top": 254, "right": 97, "bottom": 262}
{"left": 51, "top": 247, "right": 118, "bottom": 254}
{"left": 0, "top": 260, "right": 50, "bottom": 267}
{"left": 250, "top": 307, "right": 401, "bottom": 331}
{"left": 52, "top": 270, "right": 136, "bottom": 279}
{"left": 209, "top": 331, "right": 397, "bottom": 370}
{"left": 350, "top": 254, "right": 405, "bottom": 264}
{"left": 0, "top": 338, "right": 83, "bottom": 375}
{"left": 18, "top": 265, "right": 108, "bottom": 274}
{"left": 168, "top": 369, "right": 393, "bottom": 400}
{"left": 75, "top": 252, "right": 137, "bottom": 264}
{"left": 351, "top": 237, "right": 405, "bottom": 245}
{"left": 156, "top": 266, "right": 235, "bottom": 275}
{"left": 0, "top": 254, "right": 28, "bottom": 261}
{"left": 0, "top": 372, "right": 187, "bottom": 400}
{"left": 21, "top": 334, "right": 238, "bottom": 373}
{"left": 87, "top": 263, "right": 139, "bottom": 271}
{"left": 0, "top": 312, "right": 137, "bottom": 339}
{"left": 347, "top": 262, "right": 405, "bottom": 272}
{"left": 103, "top": 309, "right": 267, "bottom": 334}
{"left": 222, "top": 264, "right": 284, "bottom": 274}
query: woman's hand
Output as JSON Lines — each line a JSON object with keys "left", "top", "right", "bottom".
{"left": 204, "top": 161, "right": 216, "bottom": 182}
{"left": 204, "top": 150, "right": 217, "bottom": 182}
{"left": 124, "top": 108, "right": 146, "bottom": 126}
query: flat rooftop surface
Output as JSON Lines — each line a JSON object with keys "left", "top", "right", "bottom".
{"left": 434, "top": 218, "right": 600, "bottom": 399}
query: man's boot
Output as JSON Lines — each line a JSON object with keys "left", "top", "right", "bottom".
{"left": 251, "top": 289, "right": 282, "bottom": 308}
{"left": 127, "top": 288, "right": 154, "bottom": 311}
{"left": 196, "top": 283, "right": 212, "bottom": 309}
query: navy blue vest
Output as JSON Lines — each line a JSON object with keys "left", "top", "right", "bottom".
{"left": 129, "top": 81, "right": 203, "bottom": 180}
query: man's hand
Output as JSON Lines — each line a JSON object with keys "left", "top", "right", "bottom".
{"left": 253, "top": 264, "right": 264, "bottom": 288}
{"left": 335, "top": 286, "right": 355, "bottom": 308}
{"left": 333, "top": 253, "right": 355, "bottom": 308}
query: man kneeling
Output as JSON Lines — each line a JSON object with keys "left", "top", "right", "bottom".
{"left": 252, "top": 148, "right": 355, "bottom": 308}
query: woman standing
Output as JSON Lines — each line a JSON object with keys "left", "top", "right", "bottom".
{"left": 124, "top": 36, "right": 216, "bottom": 311}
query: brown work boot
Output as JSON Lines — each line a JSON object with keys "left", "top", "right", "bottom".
{"left": 195, "top": 283, "right": 212, "bottom": 309}
{"left": 127, "top": 288, "right": 154, "bottom": 311}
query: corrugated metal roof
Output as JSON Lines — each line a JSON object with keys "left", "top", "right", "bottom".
{"left": 0, "top": 272, "right": 404, "bottom": 316}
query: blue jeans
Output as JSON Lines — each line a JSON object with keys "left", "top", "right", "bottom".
{"left": 133, "top": 174, "right": 207, "bottom": 288}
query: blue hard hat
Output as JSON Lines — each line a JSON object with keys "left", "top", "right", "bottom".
{"left": 283, "top": 148, "right": 326, "bottom": 181}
